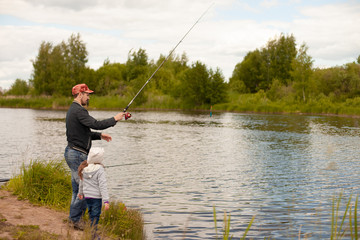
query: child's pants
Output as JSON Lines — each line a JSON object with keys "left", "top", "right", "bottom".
{"left": 86, "top": 198, "right": 103, "bottom": 226}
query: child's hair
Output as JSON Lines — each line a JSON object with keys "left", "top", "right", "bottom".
{"left": 78, "top": 159, "right": 105, "bottom": 180}
{"left": 78, "top": 160, "right": 88, "bottom": 180}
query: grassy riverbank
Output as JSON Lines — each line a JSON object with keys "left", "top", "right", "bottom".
{"left": 2, "top": 94, "right": 360, "bottom": 117}
{"left": 2, "top": 159, "right": 144, "bottom": 240}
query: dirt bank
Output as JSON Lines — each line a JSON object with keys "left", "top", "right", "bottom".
{"left": 0, "top": 189, "right": 83, "bottom": 239}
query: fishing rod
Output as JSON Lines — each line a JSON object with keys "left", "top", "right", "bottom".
{"left": 123, "top": 3, "right": 214, "bottom": 119}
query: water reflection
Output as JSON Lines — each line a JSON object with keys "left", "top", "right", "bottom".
{"left": 1, "top": 108, "right": 360, "bottom": 239}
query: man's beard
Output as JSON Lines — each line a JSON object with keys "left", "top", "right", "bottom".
{"left": 82, "top": 99, "right": 89, "bottom": 107}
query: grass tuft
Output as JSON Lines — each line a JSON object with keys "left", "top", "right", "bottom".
{"left": 5, "top": 160, "right": 72, "bottom": 211}
{"left": 100, "top": 201, "right": 144, "bottom": 239}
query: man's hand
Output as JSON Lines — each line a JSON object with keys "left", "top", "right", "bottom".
{"left": 114, "top": 112, "right": 124, "bottom": 121}
{"left": 78, "top": 194, "right": 84, "bottom": 200}
{"left": 101, "top": 133, "right": 112, "bottom": 142}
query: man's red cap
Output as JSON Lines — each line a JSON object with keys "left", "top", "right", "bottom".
{"left": 72, "top": 83, "right": 94, "bottom": 95}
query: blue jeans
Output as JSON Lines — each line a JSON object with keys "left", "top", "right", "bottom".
{"left": 86, "top": 198, "right": 103, "bottom": 226}
{"left": 64, "top": 146, "right": 88, "bottom": 222}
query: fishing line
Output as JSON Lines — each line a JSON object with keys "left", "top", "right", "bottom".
{"left": 123, "top": 3, "right": 214, "bottom": 113}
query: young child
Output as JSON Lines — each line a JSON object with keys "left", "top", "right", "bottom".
{"left": 78, "top": 147, "right": 110, "bottom": 226}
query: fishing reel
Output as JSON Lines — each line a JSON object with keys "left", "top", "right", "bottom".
{"left": 124, "top": 112, "right": 131, "bottom": 120}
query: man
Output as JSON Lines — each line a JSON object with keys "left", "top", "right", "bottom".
{"left": 64, "top": 83, "right": 125, "bottom": 229}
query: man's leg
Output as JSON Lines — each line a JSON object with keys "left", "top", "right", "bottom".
{"left": 64, "top": 146, "right": 88, "bottom": 223}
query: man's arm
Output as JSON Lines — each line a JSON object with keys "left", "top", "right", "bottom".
{"left": 77, "top": 108, "right": 117, "bottom": 130}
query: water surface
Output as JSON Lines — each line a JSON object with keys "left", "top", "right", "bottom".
{"left": 1, "top": 108, "right": 360, "bottom": 239}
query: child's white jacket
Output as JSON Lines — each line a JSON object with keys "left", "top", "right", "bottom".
{"left": 79, "top": 164, "right": 109, "bottom": 203}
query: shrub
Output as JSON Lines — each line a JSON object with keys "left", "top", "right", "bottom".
{"left": 5, "top": 160, "right": 72, "bottom": 211}
{"left": 100, "top": 201, "right": 144, "bottom": 240}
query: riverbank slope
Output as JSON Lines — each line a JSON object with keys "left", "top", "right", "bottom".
{"left": 0, "top": 189, "right": 83, "bottom": 239}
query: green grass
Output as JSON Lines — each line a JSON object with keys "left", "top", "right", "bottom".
{"left": 0, "top": 96, "right": 72, "bottom": 109}
{"left": 3, "top": 159, "right": 144, "bottom": 239}
{"left": 213, "top": 92, "right": 360, "bottom": 116}
{"left": 0, "top": 218, "right": 60, "bottom": 240}
{"left": 4, "top": 93, "right": 360, "bottom": 117}
{"left": 100, "top": 201, "right": 144, "bottom": 239}
{"left": 5, "top": 160, "right": 72, "bottom": 210}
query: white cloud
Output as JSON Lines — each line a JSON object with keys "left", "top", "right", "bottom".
{"left": 0, "top": 0, "right": 359, "bottom": 89}
{"left": 292, "top": 2, "right": 360, "bottom": 64}
{"left": 22, "top": 0, "right": 99, "bottom": 11}
{"left": 260, "top": 0, "right": 280, "bottom": 8}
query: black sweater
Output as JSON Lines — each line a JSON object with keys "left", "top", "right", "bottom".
{"left": 66, "top": 102, "right": 117, "bottom": 154}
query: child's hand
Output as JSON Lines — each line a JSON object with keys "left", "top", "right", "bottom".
{"left": 78, "top": 194, "right": 83, "bottom": 200}
{"left": 104, "top": 202, "right": 110, "bottom": 211}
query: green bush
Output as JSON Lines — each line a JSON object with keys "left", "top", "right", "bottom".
{"left": 5, "top": 160, "right": 72, "bottom": 211}
{"left": 100, "top": 202, "right": 144, "bottom": 240}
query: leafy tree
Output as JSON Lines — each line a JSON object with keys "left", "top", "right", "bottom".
{"left": 150, "top": 67, "right": 175, "bottom": 95}
{"left": 125, "top": 48, "right": 149, "bottom": 81}
{"left": 7, "top": 79, "right": 30, "bottom": 96}
{"left": 150, "top": 52, "right": 189, "bottom": 95}
{"left": 228, "top": 63, "right": 248, "bottom": 93}
{"left": 310, "top": 63, "right": 360, "bottom": 101}
{"left": 31, "top": 41, "right": 53, "bottom": 95}
{"left": 56, "top": 33, "right": 88, "bottom": 96}
{"left": 164, "top": 52, "right": 189, "bottom": 76}
{"left": 291, "top": 43, "right": 313, "bottom": 102}
{"left": 208, "top": 68, "right": 228, "bottom": 105}
{"left": 125, "top": 48, "right": 150, "bottom": 105}
{"left": 229, "top": 49, "right": 265, "bottom": 93}
{"left": 342, "top": 63, "right": 360, "bottom": 98}
{"left": 30, "top": 33, "right": 88, "bottom": 96}
{"left": 48, "top": 44, "right": 66, "bottom": 95}
{"left": 79, "top": 67, "right": 96, "bottom": 94}
{"left": 230, "top": 33, "right": 297, "bottom": 94}
{"left": 180, "top": 61, "right": 226, "bottom": 106}
{"left": 180, "top": 61, "right": 209, "bottom": 106}
{"left": 95, "top": 62, "right": 127, "bottom": 96}
{"left": 312, "top": 67, "right": 341, "bottom": 98}
{"left": 266, "top": 78, "right": 283, "bottom": 101}
{"left": 265, "top": 34, "right": 297, "bottom": 85}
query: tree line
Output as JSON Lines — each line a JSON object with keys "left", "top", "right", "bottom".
{"left": 4, "top": 33, "right": 360, "bottom": 109}
{"left": 229, "top": 33, "right": 360, "bottom": 103}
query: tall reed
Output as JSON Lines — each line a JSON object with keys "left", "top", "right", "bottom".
{"left": 213, "top": 206, "right": 255, "bottom": 240}
{"left": 331, "top": 193, "right": 359, "bottom": 240}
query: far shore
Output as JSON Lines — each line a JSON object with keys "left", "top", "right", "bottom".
{"left": 2, "top": 95, "right": 360, "bottom": 119}
{"left": 2, "top": 105, "right": 360, "bottom": 120}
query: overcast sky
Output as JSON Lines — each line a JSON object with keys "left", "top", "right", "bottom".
{"left": 0, "top": 0, "right": 359, "bottom": 90}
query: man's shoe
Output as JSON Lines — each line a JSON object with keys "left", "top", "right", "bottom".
{"left": 69, "top": 221, "right": 85, "bottom": 231}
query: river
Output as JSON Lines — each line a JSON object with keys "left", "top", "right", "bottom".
{"left": 1, "top": 108, "right": 360, "bottom": 239}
